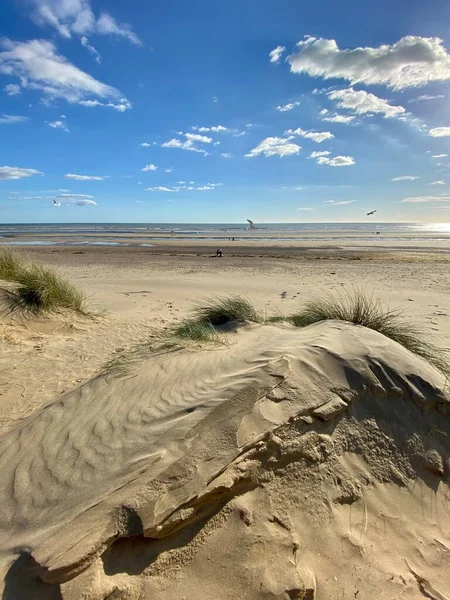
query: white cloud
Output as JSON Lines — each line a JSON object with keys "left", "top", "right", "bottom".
{"left": 0, "top": 114, "right": 28, "bottom": 124}
{"left": 46, "top": 118, "right": 69, "bottom": 131}
{"left": 286, "top": 36, "right": 450, "bottom": 90}
{"left": 328, "top": 88, "right": 405, "bottom": 118}
{"left": 212, "top": 96, "right": 218, "bottom": 103}
{"left": 77, "top": 99, "right": 131, "bottom": 111}
{"left": 165, "top": 167, "right": 174, "bottom": 173}
{"left": 0, "top": 39, "right": 130, "bottom": 109}
{"left": 161, "top": 138, "right": 208, "bottom": 155}
{"left": 145, "top": 183, "right": 220, "bottom": 192}
{"left": 324, "top": 200, "right": 355, "bottom": 205}
{"left": 297, "top": 207, "right": 313, "bottom": 211}
{"left": 269, "top": 45, "right": 285, "bottom": 64}
{"left": 276, "top": 101, "right": 301, "bottom": 112}
{"left": 429, "top": 180, "right": 445, "bottom": 185}
{"left": 285, "top": 127, "right": 334, "bottom": 143}
{"left": 408, "top": 94, "right": 445, "bottom": 103}
{"left": 142, "top": 164, "right": 158, "bottom": 171}
{"left": 140, "top": 142, "right": 151, "bottom": 147}
{"left": 221, "top": 153, "right": 232, "bottom": 158}
{"left": 245, "top": 136, "right": 301, "bottom": 158}
{"left": 184, "top": 133, "right": 213, "bottom": 143}
{"left": 30, "top": 0, "right": 141, "bottom": 45}
{"left": 391, "top": 175, "right": 420, "bottom": 182}
{"left": 317, "top": 155, "right": 355, "bottom": 167}
{"left": 55, "top": 194, "right": 96, "bottom": 206}
{"left": 308, "top": 150, "right": 330, "bottom": 159}
{"left": 429, "top": 127, "right": 450, "bottom": 137}
{"left": 64, "top": 173, "right": 104, "bottom": 180}
{"left": 401, "top": 195, "right": 450, "bottom": 203}
{"left": 4, "top": 83, "right": 21, "bottom": 96}
{"left": 192, "top": 125, "right": 228, "bottom": 133}
{"left": 96, "top": 13, "right": 141, "bottom": 45}
{"left": 321, "top": 113, "right": 355, "bottom": 123}
{"left": 432, "top": 154, "right": 447, "bottom": 158}
{"left": 145, "top": 186, "right": 176, "bottom": 192}
{"left": 80, "top": 36, "right": 101, "bottom": 63}
{"left": 0, "top": 166, "right": 42, "bottom": 180}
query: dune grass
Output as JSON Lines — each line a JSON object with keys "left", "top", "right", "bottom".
{"left": 0, "top": 250, "right": 87, "bottom": 314}
{"left": 191, "top": 295, "right": 261, "bottom": 326}
{"left": 171, "top": 319, "right": 222, "bottom": 342}
{"left": 289, "top": 290, "right": 449, "bottom": 376}
{"left": 0, "top": 249, "right": 25, "bottom": 282}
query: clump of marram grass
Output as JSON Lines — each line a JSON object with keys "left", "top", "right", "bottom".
{"left": 171, "top": 319, "right": 222, "bottom": 342}
{"left": 191, "top": 295, "right": 261, "bottom": 326}
{"left": 0, "top": 250, "right": 87, "bottom": 314}
{"left": 290, "top": 290, "right": 450, "bottom": 376}
{"left": 0, "top": 249, "right": 26, "bottom": 282}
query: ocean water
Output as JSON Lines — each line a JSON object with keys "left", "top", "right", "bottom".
{"left": 0, "top": 222, "right": 450, "bottom": 245}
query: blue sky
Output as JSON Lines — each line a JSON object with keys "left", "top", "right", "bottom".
{"left": 1, "top": 0, "right": 450, "bottom": 223}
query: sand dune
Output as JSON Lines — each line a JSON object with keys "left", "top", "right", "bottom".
{"left": 0, "top": 320, "right": 449, "bottom": 599}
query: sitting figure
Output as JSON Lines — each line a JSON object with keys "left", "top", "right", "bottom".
{"left": 216, "top": 248, "right": 223, "bottom": 257}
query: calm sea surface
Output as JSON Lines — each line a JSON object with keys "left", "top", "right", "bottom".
{"left": 1, "top": 222, "right": 450, "bottom": 245}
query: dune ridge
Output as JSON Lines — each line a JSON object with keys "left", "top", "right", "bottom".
{"left": 0, "top": 320, "right": 449, "bottom": 599}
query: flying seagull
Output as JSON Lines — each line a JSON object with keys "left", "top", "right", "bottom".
{"left": 53, "top": 199, "right": 61, "bottom": 206}
{"left": 367, "top": 210, "right": 377, "bottom": 216}
{"left": 247, "top": 219, "right": 256, "bottom": 230}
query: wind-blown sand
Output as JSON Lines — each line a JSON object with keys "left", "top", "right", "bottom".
{"left": 0, "top": 321, "right": 449, "bottom": 599}
{"left": 0, "top": 246, "right": 450, "bottom": 599}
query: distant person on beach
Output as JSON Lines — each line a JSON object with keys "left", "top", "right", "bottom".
{"left": 216, "top": 248, "right": 223, "bottom": 257}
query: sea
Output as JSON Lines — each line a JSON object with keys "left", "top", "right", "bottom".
{"left": 0, "top": 222, "right": 450, "bottom": 246}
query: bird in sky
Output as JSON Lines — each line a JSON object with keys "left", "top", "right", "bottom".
{"left": 367, "top": 210, "right": 377, "bottom": 216}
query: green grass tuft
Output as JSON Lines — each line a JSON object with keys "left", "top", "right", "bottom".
{"left": 0, "top": 250, "right": 26, "bottom": 282}
{"left": 191, "top": 295, "right": 261, "bottom": 326}
{"left": 290, "top": 290, "right": 450, "bottom": 376}
{"left": 171, "top": 319, "right": 222, "bottom": 342}
{"left": 0, "top": 250, "right": 87, "bottom": 314}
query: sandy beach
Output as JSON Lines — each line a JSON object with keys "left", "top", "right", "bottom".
{"left": 1, "top": 240, "right": 450, "bottom": 599}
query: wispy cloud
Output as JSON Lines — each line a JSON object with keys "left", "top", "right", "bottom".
{"left": 316, "top": 155, "right": 355, "bottom": 167}
{"left": 64, "top": 173, "right": 104, "bottom": 180}
{"left": 0, "top": 166, "right": 42, "bottom": 180}
{"left": 0, "top": 39, "right": 130, "bottom": 109}
{"left": 192, "top": 125, "right": 228, "bottom": 133}
{"left": 308, "top": 150, "right": 330, "bottom": 159}
{"left": 29, "top": 0, "right": 141, "bottom": 45}
{"left": 0, "top": 114, "right": 28, "bottom": 124}
{"left": 276, "top": 101, "right": 301, "bottom": 112}
{"left": 286, "top": 35, "right": 450, "bottom": 90}
{"left": 324, "top": 200, "right": 355, "bottom": 205}
{"left": 46, "top": 117, "right": 69, "bottom": 132}
{"left": 319, "top": 109, "right": 355, "bottom": 124}
{"left": 221, "top": 153, "right": 232, "bottom": 158}
{"left": 401, "top": 195, "right": 450, "bottom": 203}
{"left": 53, "top": 193, "right": 96, "bottom": 206}
{"left": 245, "top": 136, "right": 301, "bottom": 158}
{"left": 408, "top": 94, "right": 445, "bottom": 103}
{"left": 429, "top": 127, "right": 450, "bottom": 137}
{"left": 391, "top": 175, "right": 420, "bottom": 182}
{"left": 161, "top": 132, "right": 212, "bottom": 155}
{"left": 432, "top": 154, "right": 448, "bottom": 158}
{"left": 142, "top": 164, "right": 158, "bottom": 171}
{"left": 285, "top": 126, "right": 334, "bottom": 143}
{"left": 140, "top": 142, "right": 151, "bottom": 147}
{"left": 80, "top": 36, "right": 101, "bottom": 63}
{"left": 328, "top": 88, "right": 405, "bottom": 118}
{"left": 269, "top": 45, "right": 285, "bottom": 64}
{"left": 429, "top": 180, "right": 445, "bottom": 185}
{"left": 145, "top": 183, "right": 222, "bottom": 192}
{"left": 4, "top": 83, "right": 21, "bottom": 96}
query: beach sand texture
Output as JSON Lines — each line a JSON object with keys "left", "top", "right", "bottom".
{"left": 0, "top": 246, "right": 449, "bottom": 599}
